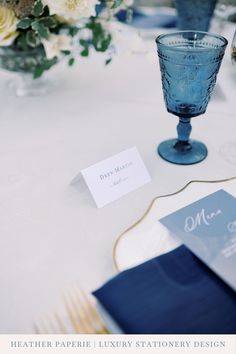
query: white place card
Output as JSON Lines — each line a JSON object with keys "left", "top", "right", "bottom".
{"left": 81, "top": 147, "right": 151, "bottom": 208}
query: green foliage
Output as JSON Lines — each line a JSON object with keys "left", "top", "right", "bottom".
{"left": 81, "top": 47, "right": 89, "bottom": 57}
{"left": 111, "top": 0, "right": 123, "bottom": 9}
{"left": 37, "top": 17, "right": 58, "bottom": 29}
{"left": 16, "top": 34, "right": 28, "bottom": 50}
{"left": 16, "top": 1, "right": 55, "bottom": 49}
{"left": 79, "top": 39, "right": 89, "bottom": 57}
{"left": 105, "top": 58, "right": 112, "bottom": 65}
{"left": 17, "top": 18, "right": 33, "bottom": 30}
{"left": 31, "top": 20, "right": 50, "bottom": 39}
{"left": 68, "top": 57, "right": 75, "bottom": 66}
{"left": 61, "top": 50, "right": 71, "bottom": 56}
{"left": 26, "top": 30, "right": 40, "bottom": 47}
{"left": 33, "top": 56, "right": 58, "bottom": 78}
{"left": 87, "top": 21, "right": 112, "bottom": 52}
{"left": 32, "top": 0, "right": 44, "bottom": 17}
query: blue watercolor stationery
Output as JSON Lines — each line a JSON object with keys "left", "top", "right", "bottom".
{"left": 160, "top": 189, "right": 236, "bottom": 291}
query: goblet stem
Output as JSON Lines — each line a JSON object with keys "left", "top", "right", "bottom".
{"left": 7, "top": 72, "right": 57, "bottom": 97}
{"left": 157, "top": 115, "right": 207, "bottom": 163}
{"left": 174, "top": 117, "right": 192, "bottom": 152}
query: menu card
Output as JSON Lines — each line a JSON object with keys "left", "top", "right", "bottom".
{"left": 160, "top": 189, "right": 236, "bottom": 291}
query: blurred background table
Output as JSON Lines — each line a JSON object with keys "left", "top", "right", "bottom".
{"left": 0, "top": 17, "right": 235, "bottom": 332}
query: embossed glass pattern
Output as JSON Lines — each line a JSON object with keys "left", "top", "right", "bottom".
{"left": 219, "top": 30, "right": 236, "bottom": 165}
{"left": 0, "top": 46, "right": 58, "bottom": 97}
{"left": 156, "top": 31, "right": 227, "bottom": 165}
{"left": 175, "top": 0, "right": 217, "bottom": 31}
{"left": 0, "top": 46, "right": 46, "bottom": 73}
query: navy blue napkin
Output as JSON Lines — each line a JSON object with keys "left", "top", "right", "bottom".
{"left": 93, "top": 246, "right": 236, "bottom": 334}
{"left": 116, "top": 9, "right": 177, "bottom": 29}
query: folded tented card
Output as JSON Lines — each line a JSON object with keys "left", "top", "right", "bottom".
{"left": 160, "top": 189, "right": 236, "bottom": 291}
{"left": 81, "top": 147, "right": 151, "bottom": 208}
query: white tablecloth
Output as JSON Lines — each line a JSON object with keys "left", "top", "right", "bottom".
{"left": 0, "top": 23, "right": 235, "bottom": 333}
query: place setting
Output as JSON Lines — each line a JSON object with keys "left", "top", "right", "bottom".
{"left": 34, "top": 174, "right": 236, "bottom": 334}
{"left": 36, "top": 14, "right": 236, "bottom": 337}
{"left": 0, "top": 0, "right": 236, "bottom": 341}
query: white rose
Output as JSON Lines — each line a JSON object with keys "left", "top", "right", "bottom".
{"left": 0, "top": 6, "right": 19, "bottom": 46}
{"left": 42, "top": 34, "right": 72, "bottom": 59}
{"left": 123, "top": 0, "right": 133, "bottom": 6}
{"left": 42, "top": 0, "right": 100, "bottom": 23}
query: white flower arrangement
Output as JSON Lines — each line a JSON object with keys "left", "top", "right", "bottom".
{"left": 42, "top": 0, "right": 100, "bottom": 22}
{"left": 0, "top": 0, "right": 133, "bottom": 77}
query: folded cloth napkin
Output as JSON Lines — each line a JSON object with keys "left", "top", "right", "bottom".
{"left": 93, "top": 246, "right": 236, "bottom": 334}
{"left": 116, "top": 9, "right": 177, "bottom": 29}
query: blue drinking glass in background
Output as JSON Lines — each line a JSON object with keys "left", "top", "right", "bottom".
{"left": 175, "top": 0, "right": 217, "bottom": 31}
{"left": 156, "top": 31, "right": 227, "bottom": 165}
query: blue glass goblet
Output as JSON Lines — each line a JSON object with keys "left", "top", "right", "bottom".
{"left": 156, "top": 31, "right": 227, "bottom": 165}
{"left": 175, "top": 0, "right": 217, "bottom": 31}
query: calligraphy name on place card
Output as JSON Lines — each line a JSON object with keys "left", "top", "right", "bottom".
{"left": 81, "top": 147, "right": 151, "bottom": 208}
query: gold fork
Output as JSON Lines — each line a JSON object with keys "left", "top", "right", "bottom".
{"left": 34, "top": 287, "right": 110, "bottom": 334}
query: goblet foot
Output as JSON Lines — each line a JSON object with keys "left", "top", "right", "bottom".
{"left": 158, "top": 139, "right": 208, "bottom": 165}
{"left": 7, "top": 73, "right": 56, "bottom": 97}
